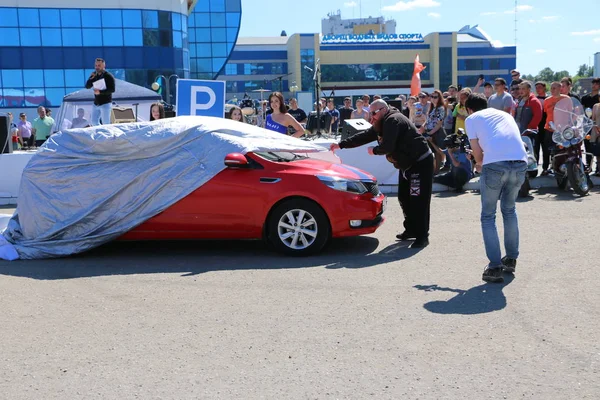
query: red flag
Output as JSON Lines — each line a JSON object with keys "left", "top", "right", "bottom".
{"left": 410, "top": 54, "right": 426, "bottom": 97}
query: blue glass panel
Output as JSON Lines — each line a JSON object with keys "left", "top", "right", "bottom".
{"left": 42, "top": 48, "right": 64, "bottom": 68}
{"left": 18, "top": 9, "right": 39, "bottom": 27}
{"left": 181, "top": 14, "right": 187, "bottom": 31}
{"left": 174, "top": 50, "right": 184, "bottom": 69}
{"left": 212, "top": 58, "right": 226, "bottom": 72}
{"left": 197, "top": 43, "right": 211, "bottom": 56}
{"left": 211, "top": 43, "right": 227, "bottom": 57}
{"left": 44, "top": 70, "right": 64, "bottom": 88}
{"left": 41, "top": 28, "right": 62, "bottom": 46}
{"left": 225, "top": 0, "right": 242, "bottom": 12}
{"left": 0, "top": 48, "right": 21, "bottom": 68}
{"left": 226, "top": 12, "right": 240, "bottom": 27}
{"left": 21, "top": 48, "right": 43, "bottom": 68}
{"left": 103, "top": 48, "right": 124, "bottom": 67}
{"left": 23, "top": 70, "right": 44, "bottom": 88}
{"left": 143, "top": 29, "right": 160, "bottom": 46}
{"left": 2, "top": 88, "right": 25, "bottom": 107}
{"left": 188, "top": 28, "right": 196, "bottom": 42}
{"left": 0, "top": 28, "right": 19, "bottom": 45}
{"left": 226, "top": 41, "right": 234, "bottom": 53}
{"left": 172, "top": 13, "right": 181, "bottom": 30}
{"left": 183, "top": 50, "right": 190, "bottom": 70}
{"left": 173, "top": 31, "right": 182, "bottom": 48}
{"left": 182, "top": 31, "right": 188, "bottom": 48}
{"left": 124, "top": 48, "right": 144, "bottom": 68}
{"left": 211, "top": 13, "right": 226, "bottom": 27}
{"left": 122, "top": 10, "right": 142, "bottom": 28}
{"left": 2, "top": 70, "right": 23, "bottom": 87}
{"left": 143, "top": 47, "right": 160, "bottom": 68}
{"left": 102, "top": 10, "right": 122, "bottom": 28}
{"left": 103, "top": 29, "right": 124, "bottom": 46}
{"left": 142, "top": 10, "right": 158, "bottom": 28}
{"left": 226, "top": 27, "right": 238, "bottom": 42}
{"left": 20, "top": 28, "right": 41, "bottom": 46}
{"left": 189, "top": 44, "right": 196, "bottom": 57}
{"left": 158, "top": 11, "right": 171, "bottom": 30}
{"left": 195, "top": 13, "right": 210, "bottom": 27}
{"left": 195, "top": 58, "right": 211, "bottom": 73}
{"left": 124, "top": 28, "right": 143, "bottom": 46}
{"left": 82, "top": 29, "right": 103, "bottom": 46}
{"left": 64, "top": 69, "right": 84, "bottom": 87}
{"left": 44, "top": 10, "right": 61, "bottom": 27}
{"left": 211, "top": 0, "right": 226, "bottom": 12}
{"left": 159, "top": 30, "right": 172, "bottom": 47}
{"left": 194, "top": 28, "right": 211, "bottom": 41}
{"left": 109, "top": 69, "right": 125, "bottom": 80}
{"left": 45, "top": 88, "right": 65, "bottom": 107}
{"left": 23, "top": 88, "right": 44, "bottom": 107}
{"left": 62, "top": 28, "right": 83, "bottom": 46}
{"left": 0, "top": 8, "right": 18, "bottom": 27}
{"left": 212, "top": 28, "right": 226, "bottom": 42}
{"left": 159, "top": 48, "right": 175, "bottom": 68}
{"left": 195, "top": 1, "right": 210, "bottom": 11}
{"left": 81, "top": 10, "right": 102, "bottom": 28}
{"left": 63, "top": 48, "right": 84, "bottom": 69}
{"left": 61, "top": 9, "right": 81, "bottom": 28}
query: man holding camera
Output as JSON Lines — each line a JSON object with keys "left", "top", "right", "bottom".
{"left": 330, "top": 99, "right": 433, "bottom": 248}
{"left": 432, "top": 132, "right": 473, "bottom": 192}
{"left": 465, "top": 93, "right": 528, "bottom": 283}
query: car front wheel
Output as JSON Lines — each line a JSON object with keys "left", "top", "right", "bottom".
{"left": 267, "top": 199, "right": 330, "bottom": 256}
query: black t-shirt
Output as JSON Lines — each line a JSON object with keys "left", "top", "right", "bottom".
{"left": 288, "top": 107, "right": 306, "bottom": 122}
{"left": 581, "top": 93, "right": 599, "bottom": 110}
{"left": 338, "top": 107, "right": 354, "bottom": 126}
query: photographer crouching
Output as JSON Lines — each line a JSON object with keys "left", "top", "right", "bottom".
{"left": 432, "top": 129, "right": 474, "bottom": 192}
{"left": 330, "top": 99, "right": 433, "bottom": 248}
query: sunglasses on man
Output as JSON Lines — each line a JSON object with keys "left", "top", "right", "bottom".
{"left": 371, "top": 108, "right": 386, "bottom": 116}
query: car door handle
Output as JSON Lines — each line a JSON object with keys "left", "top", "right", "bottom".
{"left": 259, "top": 177, "right": 281, "bottom": 184}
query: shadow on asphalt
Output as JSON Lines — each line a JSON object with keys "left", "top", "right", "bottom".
{"left": 0, "top": 236, "right": 387, "bottom": 280}
{"left": 325, "top": 239, "right": 424, "bottom": 269}
{"left": 414, "top": 274, "right": 514, "bottom": 315}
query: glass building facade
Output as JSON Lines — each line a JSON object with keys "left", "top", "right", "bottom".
{"left": 0, "top": 0, "right": 242, "bottom": 109}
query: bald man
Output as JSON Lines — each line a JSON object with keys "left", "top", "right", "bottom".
{"left": 331, "top": 99, "right": 434, "bottom": 248}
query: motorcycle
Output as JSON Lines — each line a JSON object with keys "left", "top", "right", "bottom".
{"left": 518, "top": 129, "right": 540, "bottom": 197}
{"left": 549, "top": 97, "right": 594, "bottom": 196}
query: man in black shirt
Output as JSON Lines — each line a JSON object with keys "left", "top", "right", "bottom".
{"left": 85, "top": 58, "right": 116, "bottom": 125}
{"left": 330, "top": 99, "right": 433, "bottom": 248}
{"left": 338, "top": 97, "right": 354, "bottom": 127}
{"left": 287, "top": 98, "right": 307, "bottom": 123}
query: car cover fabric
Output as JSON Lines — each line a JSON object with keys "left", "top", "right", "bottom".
{"left": 0, "top": 116, "right": 326, "bottom": 260}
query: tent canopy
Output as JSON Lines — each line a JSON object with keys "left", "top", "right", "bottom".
{"left": 62, "top": 79, "right": 161, "bottom": 103}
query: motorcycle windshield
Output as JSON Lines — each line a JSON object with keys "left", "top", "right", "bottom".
{"left": 552, "top": 97, "right": 593, "bottom": 146}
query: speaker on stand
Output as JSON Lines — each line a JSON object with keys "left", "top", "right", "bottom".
{"left": 341, "top": 118, "right": 372, "bottom": 141}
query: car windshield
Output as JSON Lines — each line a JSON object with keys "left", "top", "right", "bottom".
{"left": 254, "top": 151, "right": 308, "bottom": 162}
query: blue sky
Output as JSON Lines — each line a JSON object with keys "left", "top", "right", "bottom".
{"left": 238, "top": 0, "right": 599, "bottom": 77}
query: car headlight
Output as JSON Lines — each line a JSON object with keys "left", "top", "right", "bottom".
{"left": 317, "top": 175, "right": 368, "bottom": 194}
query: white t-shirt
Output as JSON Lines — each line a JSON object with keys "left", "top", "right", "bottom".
{"left": 466, "top": 108, "right": 527, "bottom": 165}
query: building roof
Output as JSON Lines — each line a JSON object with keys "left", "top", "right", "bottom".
{"left": 236, "top": 37, "right": 289, "bottom": 46}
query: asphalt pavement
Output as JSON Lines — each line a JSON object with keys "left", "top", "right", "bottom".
{"left": 1, "top": 185, "right": 599, "bottom": 399}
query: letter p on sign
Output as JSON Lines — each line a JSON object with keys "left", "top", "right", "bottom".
{"left": 176, "top": 79, "right": 225, "bottom": 118}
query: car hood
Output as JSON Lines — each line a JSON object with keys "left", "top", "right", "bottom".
{"left": 276, "top": 157, "right": 377, "bottom": 181}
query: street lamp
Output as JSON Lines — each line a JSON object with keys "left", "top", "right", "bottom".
{"left": 152, "top": 74, "right": 179, "bottom": 105}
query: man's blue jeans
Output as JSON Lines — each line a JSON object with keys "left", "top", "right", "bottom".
{"left": 91, "top": 103, "right": 112, "bottom": 126}
{"left": 480, "top": 161, "right": 527, "bottom": 268}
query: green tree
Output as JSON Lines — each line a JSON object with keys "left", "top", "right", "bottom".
{"left": 577, "top": 64, "right": 594, "bottom": 77}
{"left": 536, "top": 67, "right": 555, "bottom": 83}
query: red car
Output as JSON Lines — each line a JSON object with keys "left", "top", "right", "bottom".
{"left": 120, "top": 151, "right": 386, "bottom": 255}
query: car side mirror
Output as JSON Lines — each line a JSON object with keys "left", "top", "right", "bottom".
{"left": 224, "top": 153, "right": 249, "bottom": 168}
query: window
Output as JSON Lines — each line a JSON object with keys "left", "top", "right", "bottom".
{"left": 45, "top": 88, "right": 65, "bottom": 107}
{"left": 225, "top": 0, "right": 242, "bottom": 12}
{"left": 226, "top": 13, "right": 240, "bottom": 27}
{"left": 489, "top": 58, "right": 501, "bottom": 69}
{"left": 81, "top": 9, "right": 102, "bottom": 28}
{"left": 211, "top": 43, "right": 227, "bottom": 58}
{"left": 225, "top": 64, "right": 237, "bottom": 75}
{"left": 158, "top": 11, "right": 171, "bottom": 30}
{"left": 143, "top": 29, "right": 159, "bottom": 46}
{"left": 23, "top": 70, "right": 44, "bottom": 87}
{"left": 271, "top": 63, "right": 285, "bottom": 75}
{"left": 122, "top": 10, "right": 142, "bottom": 28}
{"left": 0, "top": 8, "right": 18, "bottom": 27}
{"left": 159, "top": 30, "right": 172, "bottom": 47}
{"left": 44, "top": 10, "right": 61, "bottom": 28}
{"left": 172, "top": 13, "right": 182, "bottom": 31}
{"left": 62, "top": 29, "right": 83, "bottom": 46}
{"left": 64, "top": 69, "right": 84, "bottom": 87}
{"left": 211, "top": 0, "right": 226, "bottom": 12}
{"left": 464, "top": 59, "right": 483, "bottom": 70}
{"left": 321, "top": 63, "right": 430, "bottom": 82}
{"left": 61, "top": 9, "right": 81, "bottom": 28}
{"left": 226, "top": 27, "right": 238, "bottom": 42}
{"left": 20, "top": 28, "right": 41, "bottom": 46}
{"left": 210, "top": 13, "right": 226, "bottom": 27}
{"left": 142, "top": 10, "right": 158, "bottom": 28}
{"left": 102, "top": 10, "right": 122, "bottom": 28}
{"left": 212, "top": 58, "right": 226, "bottom": 73}
{"left": 18, "top": 8, "right": 39, "bottom": 27}
{"left": 124, "top": 29, "right": 143, "bottom": 46}
{"left": 194, "top": 28, "right": 211, "bottom": 41}
{"left": 82, "top": 29, "right": 103, "bottom": 46}
{"left": 103, "top": 29, "right": 124, "bottom": 46}
{"left": 197, "top": 43, "right": 211, "bottom": 56}
{"left": 173, "top": 31, "right": 182, "bottom": 48}
{"left": 44, "top": 70, "right": 65, "bottom": 88}
{"left": 3, "top": 70, "right": 24, "bottom": 87}
{"left": 0, "top": 28, "right": 19, "bottom": 46}
{"left": 211, "top": 28, "right": 226, "bottom": 42}
{"left": 41, "top": 28, "right": 62, "bottom": 46}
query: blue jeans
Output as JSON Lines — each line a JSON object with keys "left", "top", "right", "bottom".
{"left": 91, "top": 103, "right": 112, "bottom": 125}
{"left": 480, "top": 161, "right": 527, "bottom": 268}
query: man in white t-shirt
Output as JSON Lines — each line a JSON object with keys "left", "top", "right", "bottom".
{"left": 465, "top": 93, "right": 527, "bottom": 283}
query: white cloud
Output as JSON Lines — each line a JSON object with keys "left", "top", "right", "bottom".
{"left": 344, "top": 1, "right": 357, "bottom": 7}
{"left": 504, "top": 4, "right": 533, "bottom": 14}
{"left": 427, "top": 12, "right": 441, "bottom": 18}
{"left": 542, "top": 16, "right": 558, "bottom": 21}
{"left": 571, "top": 29, "right": 600, "bottom": 36}
{"left": 535, "top": 49, "right": 547, "bottom": 53}
{"left": 383, "top": 0, "right": 441, "bottom": 12}
{"left": 594, "top": 37, "right": 600, "bottom": 42}
{"left": 481, "top": 11, "right": 497, "bottom": 16}
{"left": 528, "top": 19, "right": 537, "bottom": 23}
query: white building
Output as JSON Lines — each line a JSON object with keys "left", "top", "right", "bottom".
{"left": 595, "top": 52, "right": 600, "bottom": 77}
{"left": 321, "top": 11, "right": 396, "bottom": 35}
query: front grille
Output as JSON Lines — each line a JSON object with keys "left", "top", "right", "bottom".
{"left": 363, "top": 181, "right": 381, "bottom": 196}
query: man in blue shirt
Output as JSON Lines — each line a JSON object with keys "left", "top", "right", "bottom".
{"left": 433, "top": 146, "right": 473, "bottom": 192}
{"left": 326, "top": 99, "right": 340, "bottom": 133}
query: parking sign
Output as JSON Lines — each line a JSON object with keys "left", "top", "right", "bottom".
{"left": 176, "top": 79, "right": 225, "bottom": 118}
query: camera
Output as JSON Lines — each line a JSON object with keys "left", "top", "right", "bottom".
{"left": 443, "top": 128, "right": 470, "bottom": 152}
